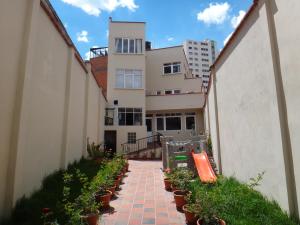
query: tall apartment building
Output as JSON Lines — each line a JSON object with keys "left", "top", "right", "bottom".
{"left": 91, "top": 18, "right": 206, "bottom": 153}
{"left": 183, "top": 40, "right": 217, "bottom": 92}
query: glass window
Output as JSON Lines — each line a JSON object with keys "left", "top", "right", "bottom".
{"left": 118, "top": 108, "right": 142, "bottom": 126}
{"left": 173, "top": 62, "right": 181, "bottom": 73}
{"left": 115, "top": 38, "right": 122, "bottom": 53}
{"left": 129, "top": 39, "right": 135, "bottom": 53}
{"left": 163, "top": 63, "right": 172, "bottom": 74}
{"left": 123, "top": 39, "right": 128, "bottom": 53}
{"left": 166, "top": 117, "right": 181, "bottom": 130}
{"left": 174, "top": 89, "right": 181, "bottom": 94}
{"left": 128, "top": 132, "right": 136, "bottom": 144}
{"left": 115, "top": 69, "right": 142, "bottom": 89}
{"left": 116, "top": 69, "right": 124, "bottom": 88}
{"left": 157, "top": 118, "right": 164, "bottom": 131}
{"left": 165, "top": 90, "right": 172, "bottom": 95}
{"left": 186, "top": 116, "right": 195, "bottom": 130}
{"left": 136, "top": 39, "right": 142, "bottom": 53}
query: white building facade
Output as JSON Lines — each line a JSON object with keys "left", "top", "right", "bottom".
{"left": 183, "top": 40, "right": 217, "bottom": 92}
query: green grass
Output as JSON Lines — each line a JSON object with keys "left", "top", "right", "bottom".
{"left": 189, "top": 176, "right": 299, "bottom": 225}
{"left": 1, "top": 158, "right": 100, "bottom": 225}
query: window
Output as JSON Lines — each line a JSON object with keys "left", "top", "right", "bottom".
{"left": 188, "top": 46, "right": 192, "bottom": 49}
{"left": 186, "top": 116, "right": 195, "bottom": 130}
{"left": 163, "top": 62, "right": 181, "bottom": 74}
{"left": 118, "top": 108, "right": 142, "bottom": 126}
{"left": 189, "top": 52, "right": 193, "bottom": 55}
{"left": 128, "top": 132, "right": 136, "bottom": 144}
{"left": 194, "top": 52, "right": 198, "bottom": 55}
{"left": 202, "top": 53, "right": 208, "bottom": 56}
{"left": 194, "top": 47, "right": 198, "bottom": 50}
{"left": 115, "top": 69, "right": 142, "bottom": 89}
{"left": 189, "top": 57, "right": 193, "bottom": 60}
{"left": 166, "top": 116, "right": 181, "bottom": 130}
{"left": 164, "top": 89, "right": 180, "bottom": 95}
{"left": 202, "top": 58, "right": 209, "bottom": 62}
{"left": 156, "top": 117, "right": 164, "bottom": 131}
{"left": 194, "top": 58, "right": 198, "bottom": 61}
{"left": 189, "top": 63, "right": 193, "bottom": 66}
{"left": 115, "top": 38, "right": 143, "bottom": 54}
{"left": 195, "top": 69, "right": 199, "bottom": 72}
{"left": 195, "top": 63, "right": 199, "bottom": 66}
{"left": 202, "top": 64, "right": 209, "bottom": 67}
{"left": 193, "top": 42, "right": 197, "bottom": 45}
{"left": 164, "top": 90, "right": 172, "bottom": 95}
{"left": 157, "top": 90, "right": 161, "bottom": 95}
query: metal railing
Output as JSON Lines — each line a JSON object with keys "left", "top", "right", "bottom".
{"left": 121, "top": 133, "right": 162, "bottom": 155}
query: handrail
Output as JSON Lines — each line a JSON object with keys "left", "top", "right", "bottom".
{"left": 121, "top": 133, "right": 162, "bottom": 155}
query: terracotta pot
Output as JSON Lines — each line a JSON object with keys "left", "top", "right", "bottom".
{"left": 171, "top": 184, "right": 179, "bottom": 192}
{"left": 115, "top": 177, "right": 121, "bottom": 188}
{"left": 125, "top": 163, "right": 129, "bottom": 172}
{"left": 173, "top": 190, "right": 189, "bottom": 210}
{"left": 183, "top": 204, "right": 198, "bottom": 225}
{"left": 107, "top": 185, "right": 116, "bottom": 195}
{"left": 81, "top": 210, "right": 99, "bottom": 225}
{"left": 95, "top": 190, "right": 112, "bottom": 209}
{"left": 197, "top": 218, "right": 226, "bottom": 225}
{"left": 164, "top": 178, "right": 172, "bottom": 191}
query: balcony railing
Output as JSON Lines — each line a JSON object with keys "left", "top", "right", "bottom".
{"left": 90, "top": 47, "right": 108, "bottom": 59}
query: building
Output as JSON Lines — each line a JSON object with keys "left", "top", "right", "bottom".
{"left": 183, "top": 39, "right": 217, "bottom": 92}
{"left": 91, "top": 18, "right": 206, "bottom": 154}
{"left": 205, "top": 0, "right": 300, "bottom": 218}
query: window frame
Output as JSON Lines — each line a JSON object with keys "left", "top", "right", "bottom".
{"left": 163, "top": 62, "right": 181, "bottom": 75}
{"left": 115, "top": 38, "right": 143, "bottom": 54}
{"left": 115, "top": 69, "right": 143, "bottom": 89}
{"left": 118, "top": 107, "right": 143, "bottom": 126}
{"left": 185, "top": 115, "right": 196, "bottom": 130}
{"left": 127, "top": 132, "right": 137, "bottom": 144}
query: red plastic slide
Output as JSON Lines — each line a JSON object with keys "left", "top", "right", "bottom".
{"left": 192, "top": 151, "right": 217, "bottom": 183}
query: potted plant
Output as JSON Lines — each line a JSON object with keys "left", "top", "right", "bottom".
{"left": 195, "top": 191, "right": 225, "bottom": 225}
{"left": 182, "top": 192, "right": 200, "bottom": 225}
{"left": 94, "top": 187, "right": 112, "bottom": 209}
{"left": 163, "top": 168, "right": 172, "bottom": 191}
{"left": 170, "top": 169, "right": 194, "bottom": 210}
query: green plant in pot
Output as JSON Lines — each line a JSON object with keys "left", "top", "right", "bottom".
{"left": 170, "top": 168, "right": 194, "bottom": 211}
{"left": 163, "top": 168, "right": 172, "bottom": 191}
{"left": 183, "top": 192, "right": 201, "bottom": 225}
{"left": 195, "top": 189, "right": 225, "bottom": 225}
{"left": 62, "top": 171, "right": 100, "bottom": 225}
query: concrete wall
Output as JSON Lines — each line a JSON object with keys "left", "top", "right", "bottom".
{"left": 206, "top": 0, "right": 300, "bottom": 217}
{"left": 0, "top": 0, "right": 106, "bottom": 218}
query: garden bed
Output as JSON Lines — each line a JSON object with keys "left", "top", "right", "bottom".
{"left": 164, "top": 168, "right": 299, "bottom": 225}
{"left": 2, "top": 156, "right": 128, "bottom": 225}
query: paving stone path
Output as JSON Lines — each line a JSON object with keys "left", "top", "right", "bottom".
{"left": 100, "top": 160, "right": 185, "bottom": 225}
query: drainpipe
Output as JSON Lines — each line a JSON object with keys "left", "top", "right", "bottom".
{"left": 212, "top": 66, "right": 222, "bottom": 174}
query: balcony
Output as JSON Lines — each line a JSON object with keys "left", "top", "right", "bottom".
{"left": 146, "top": 92, "right": 205, "bottom": 111}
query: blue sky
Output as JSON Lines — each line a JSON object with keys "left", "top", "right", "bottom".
{"left": 49, "top": 0, "right": 252, "bottom": 59}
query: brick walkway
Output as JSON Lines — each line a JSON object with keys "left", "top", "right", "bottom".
{"left": 100, "top": 160, "right": 185, "bottom": 225}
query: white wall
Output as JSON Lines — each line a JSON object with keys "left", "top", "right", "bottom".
{"left": 206, "top": 0, "right": 300, "bottom": 215}
{"left": 0, "top": 0, "right": 106, "bottom": 218}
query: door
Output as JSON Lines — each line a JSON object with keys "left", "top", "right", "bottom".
{"left": 146, "top": 118, "right": 153, "bottom": 142}
{"left": 104, "top": 130, "right": 117, "bottom": 154}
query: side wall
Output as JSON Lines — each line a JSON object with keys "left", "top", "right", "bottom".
{"left": 206, "top": 0, "right": 300, "bottom": 216}
{"left": 0, "top": 0, "right": 105, "bottom": 218}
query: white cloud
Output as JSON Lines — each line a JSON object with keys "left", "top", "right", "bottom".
{"left": 85, "top": 51, "right": 91, "bottom": 60}
{"left": 197, "top": 2, "right": 230, "bottom": 25}
{"left": 231, "top": 10, "right": 246, "bottom": 28}
{"left": 167, "top": 37, "right": 174, "bottom": 41}
{"left": 61, "top": 0, "right": 138, "bottom": 16}
{"left": 64, "top": 23, "right": 68, "bottom": 28}
{"left": 77, "top": 30, "right": 89, "bottom": 43}
{"left": 223, "top": 32, "right": 233, "bottom": 46}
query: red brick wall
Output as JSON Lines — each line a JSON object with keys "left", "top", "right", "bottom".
{"left": 90, "top": 56, "right": 108, "bottom": 97}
